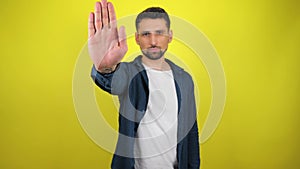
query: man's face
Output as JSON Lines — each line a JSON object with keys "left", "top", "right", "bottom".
{"left": 135, "top": 18, "right": 173, "bottom": 60}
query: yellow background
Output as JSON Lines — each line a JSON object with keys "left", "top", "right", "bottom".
{"left": 0, "top": 0, "right": 299, "bottom": 168}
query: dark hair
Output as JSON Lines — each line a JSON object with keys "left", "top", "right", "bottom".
{"left": 135, "top": 7, "right": 170, "bottom": 31}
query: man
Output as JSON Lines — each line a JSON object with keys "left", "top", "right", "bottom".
{"left": 88, "top": 0, "right": 200, "bottom": 168}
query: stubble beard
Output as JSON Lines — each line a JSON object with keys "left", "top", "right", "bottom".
{"left": 141, "top": 47, "right": 168, "bottom": 60}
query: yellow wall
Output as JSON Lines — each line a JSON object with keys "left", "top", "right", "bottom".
{"left": 0, "top": 0, "right": 299, "bottom": 168}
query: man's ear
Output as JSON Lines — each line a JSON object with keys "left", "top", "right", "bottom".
{"left": 168, "top": 30, "right": 173, "bottom": 43}
{"left": 135, "top": 32, "right": 140, "bottom": 45}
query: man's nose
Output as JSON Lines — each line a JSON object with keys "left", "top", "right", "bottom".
{"left": 149, "top": 33, "right": 157, "bottom": 46}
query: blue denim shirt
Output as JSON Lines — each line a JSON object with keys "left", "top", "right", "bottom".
{"left": 91, "top": 56, "right": 200, "bottom": 169}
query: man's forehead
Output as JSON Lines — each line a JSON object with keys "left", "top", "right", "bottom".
{"left": 137, "top": 18, "right": 168, "bottom": 31}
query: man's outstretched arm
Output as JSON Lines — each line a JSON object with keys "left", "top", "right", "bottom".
{"left": 88, "top": 0, "right": 128, "bottom": 73}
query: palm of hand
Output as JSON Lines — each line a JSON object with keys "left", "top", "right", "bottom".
{"left": 88, "top": 0, "right": 127, "bottom": 72}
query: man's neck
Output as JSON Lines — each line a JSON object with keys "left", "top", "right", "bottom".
{"left": 141, "top": 55, "right": 171, "bottom": 71}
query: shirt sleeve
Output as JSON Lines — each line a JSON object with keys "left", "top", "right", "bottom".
{"left": 90, "top": 63, "right": 128, "bottom": 95}
{"left": 187, "top": 77, "right": 201, "bottom": 168}
{"left": 188, "top": 121, "right": 200, "bottom": 168}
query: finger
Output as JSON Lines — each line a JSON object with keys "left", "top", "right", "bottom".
{"left": 101, "top": 0, "right": 109, "bottom": 26}
{"left": 88, "top": 12, "right": 95, "bottom": 38}
{"left": 118, "top": 26, "right": 128, "bottom": 50}
{"left": 107, "top": 2, "right": 116, "bottom": 28}
{"left": 94, "top": 2, "right": 102, "bottom": 30}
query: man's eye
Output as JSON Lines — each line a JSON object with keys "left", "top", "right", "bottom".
{"left": 142, "top": 32, "right": 150, "bottom": 36}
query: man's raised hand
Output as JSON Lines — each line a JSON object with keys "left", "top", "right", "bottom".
{"left": 88, "top": 0, "right": 128, "bottom": 73}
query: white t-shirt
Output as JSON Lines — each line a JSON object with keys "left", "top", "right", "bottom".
{"left": 134, "top": 64, "right": 178, "bottom": 169}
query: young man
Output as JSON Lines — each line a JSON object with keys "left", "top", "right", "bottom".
{"left": 88, "top": 0, "right": 200, "bottom": 168}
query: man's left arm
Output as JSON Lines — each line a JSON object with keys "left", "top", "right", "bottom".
{"left": 188, "top": 81, "right": 200, "bottom": 168}
{"left": 188, "top": 121, "right": 200, "bottom": 168}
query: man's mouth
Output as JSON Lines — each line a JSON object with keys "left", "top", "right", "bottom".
{"left": 148, "top": 47, "right": 160, "bottom": 52}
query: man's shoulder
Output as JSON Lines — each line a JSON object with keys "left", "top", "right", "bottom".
{"left": 166, "top": 59, "right": 193, "bottom": 79}
{"left": 114, "top": 56, "right": 145, "bottom": 78}
{"left": 119, "top": 56, "right": 193, "bottom": 81}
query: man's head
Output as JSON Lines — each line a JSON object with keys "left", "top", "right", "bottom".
{"left": 135, "top": 7, "right": 173, "bottom": 60}
{"left": 135, "top": 7, "right": 170, "bottom": 31}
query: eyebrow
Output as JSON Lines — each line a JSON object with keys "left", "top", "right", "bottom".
{"left": 140, "top": 29, "right": 166, "bottom": 33}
